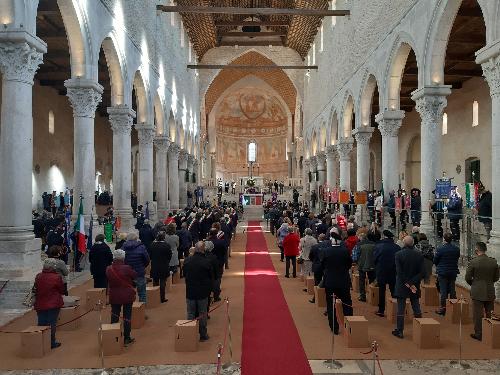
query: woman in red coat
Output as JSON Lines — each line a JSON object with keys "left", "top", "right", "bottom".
{"left": 282, "top": 226, "right": 300, "bottom": 278}
{"left": 106, "top": 249, "right": 137, "bottom": 345}
{"left": 34, "top": 258, "right": 65, "bottom": 349}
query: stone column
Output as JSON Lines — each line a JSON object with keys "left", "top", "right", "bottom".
{"left": 136, "top": 124, "right": 156, "bottom": 220}
{"left": 316, "top": 152, "right": 327, "bottom": 188}
{"left": 209, "top": 152, "right": 216, "bottom": 179}
{"left": 0, "top": 37, "right": 45, "bottom": 295}
{"left": 353, "top": 127, "right": 374, "bottom": 191}
{"left": 337, "top": 137, "right": 354, "bottom": 191}
{"left": 287, "top": 151, "right": 294, "bottom": 178}
{"left": 168, "top": 144, "right": 181, "bottom": 209}
{"left": 65, "top": 78, "right": 103, "bottom": 219}
{"left": 178, "top": 149, "right": 189, "bottom": 208}
{"left": 413, "top": 86, "right": 451, "bottom": 230}
{"left": 108, "top": 105, "right": 136, "bottom": 231}
{"left": 187, "top": 154, "right": 195, "bottom": 194}
{"left": 154, "top": 136, "right": 170, "bottom": 219}
{"left": 375, "top": 110, "right": 405, "bottom": 198}
{"left": 303, "top": 159, "right": 310, "bottom": 201}
{"left": 326, "top": 145, "right": 337, "bottom": 188}
{"left": 309, "top": 156, "right": 318, "bottom": 197}
{"left": 193, "top": 159, "right": 199, "bottom": 187}
{"left": 477, "top": 45, "right": 500, "bottom": 269}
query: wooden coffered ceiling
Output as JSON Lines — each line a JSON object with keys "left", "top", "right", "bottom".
{"left": 168, "top": 0, "right": 330, "bottom": 59}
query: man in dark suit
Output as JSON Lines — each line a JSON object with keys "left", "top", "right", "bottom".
{"left": 393, "top": 236, "right": 424, "bottom": 338}
{"left": 321, "top": 228, "right": 353, "bottom": 334}
{"left": 465, "top": 241, "right": 499, "bottom": 341}
{"left": 373, "top": 230, "right": 400, "bottom": 317}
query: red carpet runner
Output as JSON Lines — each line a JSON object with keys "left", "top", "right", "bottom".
{"left": 241, "top": 221, "right": 312, "bottom": 375}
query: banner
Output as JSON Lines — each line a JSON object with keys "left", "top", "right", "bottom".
{"left": 339, "top": 191, "right": 350, "bottom": 204}
{"left": 395, "top": 196, "right": 402, "bottom": 211}
{"left": 330, "top": 188, "right": 339, "bottom": 203}
{"left": 465, "top": 182, "right": 478, "bottom": 209}
{"left": 354, "top": 191, "right": 367, "bottom": 205}
{"left": 435, "top": 179, "right": 452, "bottom": 199}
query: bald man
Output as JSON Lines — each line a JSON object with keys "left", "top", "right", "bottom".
{"left": 392, "top": 236, "right": 425, "bottom": 339}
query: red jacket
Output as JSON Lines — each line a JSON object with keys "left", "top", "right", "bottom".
{"left": 345, "top": 236, "right": 358, "bottom": 256}
{"left": 106, "top": 260, "right": 138, "bottom": 305}
{"left": 34, "top": 269, "right": 64, "bottom": 311}
{"left": 283, "top": 232, "right": 300, "bottom": 256}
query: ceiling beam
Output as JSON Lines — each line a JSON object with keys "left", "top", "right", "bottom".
{"left": 156, "top": 5, "right": 350, "bottom": 17}
{"left": 187, "top": 64, "right": 318, "bottom": 70}
{"left": 215, "top": 20, "right": 289, "bottom": 27}
{"left": 219, "top": 31, "right": 286, "bottom": 37}
{"left": 218, "top": 40, "right": 283, "bottom": 47}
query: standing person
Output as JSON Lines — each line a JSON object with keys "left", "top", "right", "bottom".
{"left": 373, "top": 230, "right": 400, "bottom": 317}
{"left": 477, "top": 183, "right": 492, "bottom": 239}
{"left": 165, "top": 223, "right": 180, "bottom": 276}
{"left": 139, "top": 219, "right": 154, "bottom": 255}
{"left": 434, "top": 232, "right": 460, "bottom": 315}
{"left": 392, "top": 236, "right": 424, "bottom": 339}
{"left": 276, "top": 222, "right": 289, "bottom": 262}
{"left": 357, "top": 231, "right": 377, "bottom": 302}
{"left": 46, "top": 245, "right": 69, "bottom": 296}
{"left": 33, "top": 258, "right": 65, "bottom": 349}
{"left": 283, "top": 226, "right": 300, "bottom": 278}
{"left": 321, "top": 228, "right": 353, "bottom": 334}
{"left": 106, "top": 249, "right": 137, "bottom": 346}
{"left": 149, "top": 231, "right": 172, "bottom": 303}
{"left": 466, "top": 242, "right": 500, "bottom": 341}
{"left": 308, "top": 234, "right": 328, "bottom": 303}
{"left": 374, "top": 192, "right": 383, "bottom": 225}
{"left": 123, "top": 233, "right": 150, "bottom": 303}
{"left": 89, "top": 234, "right": 113, "bottom": 289}
{"left": 447, "top": 187, "right": 463, "bottom": 241}
{"left": 415, "top": 233, "right": 434, "bottom": 284}
{"left": 299, "top": 228, "right": 317, "bottom": 277}
{"left": 344, "top": 228, "right": 358, "bottom": 257}
{"left": 177, "top": 222, "right": 193, "bottom": 259}
{"left": 207, "top": 228, "right": 226, "bottom": 301}
{"left": 183, "top": 241, "right": 214, "bottom": 341}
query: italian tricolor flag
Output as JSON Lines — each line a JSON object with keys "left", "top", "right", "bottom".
{"left": 74, "top": 197, "right": 87, "bottom": 254}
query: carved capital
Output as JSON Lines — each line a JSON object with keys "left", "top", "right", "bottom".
{"left": 303, "top": 159, "right": 311, "bottom": 169}
{"left": 414, "top": 96, "right": 448, "bottom": 132}
{"left": 168, "top": 143, "right": 181, "bottom": 159}
{"left": 375, "top": 110, "right": 405, "bottom": 138}
{"left": 154, "top": 136, "right": 171, "bottom": 153}
{"left": 326, "top": 145, "right": 337, "bottom": 160}
{"left": 187, "top": 154, "right": 195, "bottom": 169}
{"left": 108, "top": 105, "right": 136, "bottom": 136}
{"left": 316, "top": 152, "right": 326, "bottom": 168}
{"left": 336, "top": 138, "right": 354, "bottom": 161}
{"left": 309, "top": 156, "right": 318, "bottom": 169}
{"left": 136, "top": 124, "right": 156, "bottom": 147}
{"left": 179, "top": 149, "right": 189, "bottom": 164}
{"left": 481, "top": 55, "right": 500, "bottom": 98}
{"left": 65, "top": 79, "right": 103, "bottom": 118}
{"left": 353, "top": 127, "right": 374, "bottom": 146}
{"left": 0, "top": 42, "right": 44, "bottom": 84}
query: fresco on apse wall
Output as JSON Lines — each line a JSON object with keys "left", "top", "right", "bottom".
{"left": 215, "top": 89, "right": 288, "bottom": 179}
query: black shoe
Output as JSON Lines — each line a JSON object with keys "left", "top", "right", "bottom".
{"left": 358, "top": 296, "right": 366, "bottom": 302}
{"left": 285, "top": 275, "right": 289, "bottom": 278}
{"left": 309, "top": 299, "right": 315, "bottom": 304}
{"left": 51, "top": 342, "right": 62, "bottom": 349}
{"left": 435, "top": 309, "right": 446, "bottom": 316}
{"left": 375, "top": 312, "right": 385, "bottom": 317}
{"left": 333, "top": 329, "right": 339, "bottom": 335}
{"left": 303, "top": 288, "right": 308, "bottom": 292}
{"left": 292, "top": 275, "right": 296, "bottom": 278}
{"left": 161, "top": 299, "right": 168, "bottom": 303}
{"left": 392, "top": 330, "right": 404, "bottom": 339}
{"left": 323, "top": 311, "right": 327, "bottom": 316}
{"left": 470, "top": 333, "right": 481, "bottom": 341}
{"left": 280, "top": 259, "right": 284, "bottom": 262}
{"left": 200, "top": 335, "right": 210, "bottom": 342}
{"left": 124, "top": 337, "right": 135, "bottom": 346}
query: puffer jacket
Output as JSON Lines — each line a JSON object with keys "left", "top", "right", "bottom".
{"left": 434, "top": 243, "right": 460, "bottom": 277}
{"left": 357, "top": 239, "right": 376, "bottom": 271}
{"left": 34, "top": 269, "right": 64, "bottom": 311}
{"left": 106, "top": 260, "right": 137, "bottom": 305}
{"left": 123, "top": 240, "right": 150, "bottom": 277}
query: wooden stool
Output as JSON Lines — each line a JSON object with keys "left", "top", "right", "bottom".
{"left": 58, "top": 305, "right": 82, "bottom": 331}
{"left": 146, "top": 286, "right": 161, "bottom": 308}
{"left": 314, "top": 286, "right": 326, "bottom": 308}
{"left": 174, "top": 320, "right": 199, "bottom": 352}
{"left": 352, "top": 273, "right": 360, "bottom": 293}
{"left": 172, "top": 270, "right": 181, "bottom": 284}
{"left": 100, "top": 323, "right": 123, "bottom": 356}
{"left": 306, "top": 276, "right": 315, "bottom": 295}
{"left": 482, "top": 318, "right": 500, "bottom": 349}
{"left": 131, "top": 302, "right": 145, "bottom": 329}
{"left": 343, "top": 316, "right": 369, "bottom": 348}
{"left": 446, "top": 299, "right": 471, "bottom": 324}
{"left": 413, "top": 318, "right": 440, "bottom": 349}
{"left": 20, "top": 326, "right": 51, "bottom": 358}
{"left": 386, "top": 298, "right": 411, "bottom": 323}
{"left": 86, "top": 288, "right": 106, "bottom": 310}
{"left": 367, "top": 284, "right": 379, "bottom": 306}
{"left": 421, "top": 284, "right": 440, "bottom": 306}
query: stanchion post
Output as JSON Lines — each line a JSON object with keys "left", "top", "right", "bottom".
{"left": 371, "top": 341, "right": 377, "bottom": 375}
{"left": 324, "top": 294, "right": 342, "bottom": 370}
{"left": 222, "top": 298, "right": 235, "bottom": 371}
{"left": 216, "top": 343, "right": 222, "bottom": 375}
{"left": 97, "top": 300, "right": 108, "bottom": 375}
{"left": 450, "top": 296, "right": 470, "bottom": 370}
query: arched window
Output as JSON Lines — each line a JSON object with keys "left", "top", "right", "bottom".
{"left": 48, "top": 110, "right": 55, "bottom": 134}
{"left": 442, "top": 113, "right": 448, "bottom": 135}
{"left": 248, "top": 141, "right": 257, "bottom": 162}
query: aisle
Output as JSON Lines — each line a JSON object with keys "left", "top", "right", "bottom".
{"left": 241, "top": 221, "right": 312, "bottom": 375}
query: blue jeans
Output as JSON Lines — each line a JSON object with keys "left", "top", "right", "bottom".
{"left": 438, "top": 275, "right": 457, "bottom": 308}
{"left": 37, "top": 308, "right": 60, "bottom": 346}
{"left": 136, "top": 276, "right": 147, "bottom": 303}
{"left": 396, "top": 296, "right": 422, "bottom": 333}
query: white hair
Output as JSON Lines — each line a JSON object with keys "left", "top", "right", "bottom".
{"left": 113, "top": 249, "right": 126, "bottom": 260}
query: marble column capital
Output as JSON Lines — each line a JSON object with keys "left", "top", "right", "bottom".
{"left": 179, "top": 149, "right": 189, "bottom": 165}
{"left": 303, "top": 159, "right": 310, "bottom": 169}
{"left": 316, "top": 152, "right": 326, "bottom": 170}
{"left": 187, "top": 154, "right": 195, "bottom": 169}
{"left": 336, "top": 137, "right": 354, "bottom": 161}
{"left": 108, "top": 105, "right": 136, "bottom": 135}
{"left": 169, "top": 143, "right": 181, "bottom": 159}
{"left": 136, "top": 124, "right": 156, "bottom": 146}
{"left": 480, "top": 55, "right": 500, "bottom": 98}
{"left": 65, "top": 78, "right": 103, "bottom": 119}
{"left": 154, "top": 135, "right": 171, "bottom": 153}
{"left": 375, "top": 110, "right": 405, "bottom": 138}
{"left": 0, "top": 41, "right": 44, "bottom": 84}
{"left": 326, "top": 145, "right": 337, "bottom": 160}
{"left": 353, "top": 126, "right": 375, "bottom": 146}
{"left": 412, "top": 86, "right": 451, "bottom": 130}
{"left": 309, "top": 156, "right": 318, "bottom": 169}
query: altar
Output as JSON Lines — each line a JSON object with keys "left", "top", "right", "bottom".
{"left": 240, "top": 193, "right": 264, "bottom": 221}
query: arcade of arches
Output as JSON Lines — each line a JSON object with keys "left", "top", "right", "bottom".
{"left": 1, "top": 0, "right": 500, "bottom": 373}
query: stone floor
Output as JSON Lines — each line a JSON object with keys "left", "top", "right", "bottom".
{"left": 1, "top": 360, "right": 500, "bottom": 375}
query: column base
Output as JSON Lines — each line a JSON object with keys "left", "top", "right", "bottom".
{"left": 0, "top": 230, "right": 42, "bottom": 309}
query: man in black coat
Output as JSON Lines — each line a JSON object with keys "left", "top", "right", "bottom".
{"left": 320, "top": 229, "right": 353, "bottom": 334}
{"left": 183, "top": 241, "right": 214, "bottom": 341}
{"left": 477, "top": 183, "right": 492, "bottom": 238}
{"left": 208, "top": 229, "right": 227, "bottom": 302}
{"left": 138, "top": 220, "right": 154, "bottom": 255}
{"left": 149, "top": 232, "right": 172, "bottom": 303}
{"left": 373, "top": 230, "right": 400, "bottom": 316}
{"left": 177, "top": 222, "right": 193, "bottom": 259}
{"left": 308, "top": 234, "right": 329, "bottom": 303}
{"left": 392, "top": 236, "right": 425, "bottom": 338}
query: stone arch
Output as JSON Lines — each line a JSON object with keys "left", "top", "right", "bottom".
{"left": 424, "top": 0, "right": 488, "bottom": 85}
{"left": 328, "top": 109, "right": 339, "bottom": 145}
{"left": 311, "top": 131, "right": 318, "bottom": 156}
{"left": 153, "top": 93, "right": 165, "bottom": 135}
{"left": 177, "top": 121, "right": 185, "bottom": 148}
{"left": 384, "top": 33, "right": 420, "bottom": 111}
{"left": 405, "top": 134, "right": 421, "bottom": 189}
{"left": 168, "top": 109, "right": 176, "bottom": 142}
{"left": 359, "top": 72, "right": 380, "bottom": 127}
{"left": 101, "top": 33, "right": 127, "bottom": 106}
{"left": 320, "top": 122, "right": 327, "bottom": 152}
{"left": 341, "top": 93, "right": 355, "bottom": 138}
{"left": 132, "top": 70, "right": 151, "bottom": 124}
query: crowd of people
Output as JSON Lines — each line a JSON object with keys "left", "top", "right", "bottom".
{"left": 270, "top": 201, "right": 499, "bottom": 341}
